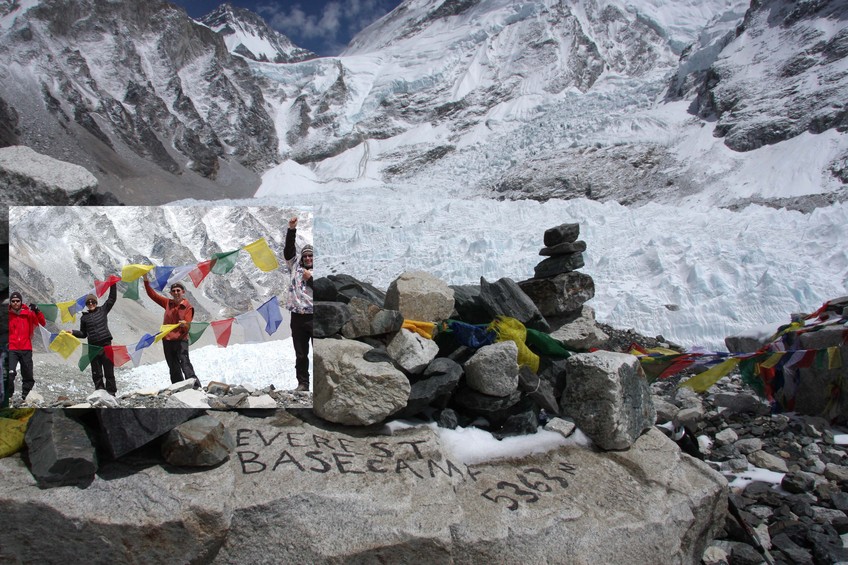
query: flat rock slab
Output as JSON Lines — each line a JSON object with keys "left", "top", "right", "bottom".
{"left": 0, "top": 412, "right": 727, "bottom": 564}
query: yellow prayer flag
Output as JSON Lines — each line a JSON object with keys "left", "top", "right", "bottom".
{"left": 403, "top": 320, "right": 436, "bottom": 339}
{"left": 679, "top": 358, "right": 740, "bottom": 393}
{"left": 56, "top": 301, "right": 78, "bottom": 324}
{"left": 243, "top": 237, "right": 279, "bottom": 272}
{"left": 490, "top": 316, "right": 540, "bottom": 373}
{"left": 829, "top": 347, "right": 843, "bottom": 370}
{"left": 49, "top": 331, "right": 81, "bottom": 359}
{"left": 760, "top": 352, "right": 785, "bottom": 369}
{"left": 122, "top": 264, "right": 155, "bottom": 282}
{"left": 155, "top": 324, "right": 181, "bottom": 343}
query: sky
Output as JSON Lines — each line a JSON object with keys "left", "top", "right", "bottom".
{"left": 171, "top": 0, "right": 405, "bottom": 56}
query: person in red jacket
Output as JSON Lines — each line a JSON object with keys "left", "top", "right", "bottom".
{"left": 142, "top": 276, "right": 200, "bottom": 386}
{"left": 7, "top": 291, "right": 46, "bottom": 404}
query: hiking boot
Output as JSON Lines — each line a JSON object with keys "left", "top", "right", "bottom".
{"left": 294, "top": 383, "right": 309, "bottom": 392}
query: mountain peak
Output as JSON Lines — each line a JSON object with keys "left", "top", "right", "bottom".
{"left": 197, "top": 3, "right": 316, "bottom": 64}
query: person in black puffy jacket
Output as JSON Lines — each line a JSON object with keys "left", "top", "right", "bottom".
{"left": 71, "top": 284, "right": 118, "bottom": 394}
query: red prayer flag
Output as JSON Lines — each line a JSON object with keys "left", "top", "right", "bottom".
{"left": 211, "top": 318, "right": 234, "bottom": 348}
{"left": 95, "top": 275, "right": 122, "bottom": 297}
{"left": 189, "top": 259, "right": 216, "bottom": 288}
{"left": 104, "top": 345, "right": 132, "bottom": 367}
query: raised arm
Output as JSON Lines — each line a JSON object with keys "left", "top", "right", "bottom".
{"left": 144, "top": 278, "right": 168, "bottom": 308}
{"left": 103, "top": 283, "right": 118, "bottom": 314}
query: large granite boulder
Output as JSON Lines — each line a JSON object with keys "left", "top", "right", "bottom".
{"left": 385, "top": 271, "right": 455, "bottom": 322}
{"left": 561, "top": 351, "right": 657, "bottom": 450}
{"left": 0, "top": 411, "right": 727, "bottom": 564}
{"left": 314, "top": 339, "right": 410, "bottom": 426}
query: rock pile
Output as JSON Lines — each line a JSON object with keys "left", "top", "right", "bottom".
{"left": 652, "top": 373, "right": 848, "bottom": 565}
{"left": 9, "top": 378, "right": 312, "bottom": 410}
{"left": 313, "top": 223, "right": 655, "bottom": 452}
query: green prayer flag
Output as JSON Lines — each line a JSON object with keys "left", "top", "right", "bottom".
{"left": 78, "top": 344, "right": 104, "bottom": 371}
{"left": 188, "top": 322, "right": 210, "bottom": 345}
{"left": 123, "top": 279, "right": 140, "bottom": 300}
{"left": 211, "top": 250, "right": 240, "bottom": 274}
{"left": 525, "top": 327, "right": 573, "bottom": 358}
{"left": 36, "top": 304, "right": 59, "bottom": 323}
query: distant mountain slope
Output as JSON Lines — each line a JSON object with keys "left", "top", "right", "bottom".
{"left": 197, "top": 3, "right": 316, "bottom": 64}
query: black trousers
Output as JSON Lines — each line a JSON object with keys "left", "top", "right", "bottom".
{"left": 90, "top": 342, "right": 116, "bottom": 394}
{"left": 7, "top": 350, "right": 34, "bottom": 400}
{"left": 162, "top": 340, "right": 198, "bottom": 385}
{"left": 291, "top": 312, "right": 313, "bottom": 387}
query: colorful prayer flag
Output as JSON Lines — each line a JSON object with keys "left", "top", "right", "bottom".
{"left": 235, "top": 311, "right": 266, "bottom": 343}
{"left": 121, "top": 264, "right": 155, "bottom": 282}
{"left": 49, "top": 331, "right": 81, "bottom": 359}
{"left": 94, "top": 275, "right": 122, "bottom": 297}
{"left": 211, "top": 250, "right": 240, "bottom": 275}
{"left": 104, "top": 345, "right": 132, "bottom": 368}
{"left": 243, "top": 237, "right": 279, "bottom": 272}
{"left": 188, "top": 322, "right": 210, "bottom": 345}
{"left": 78, "top": 344, "right": 104, "bottom": 371}
{"left": 134, "top": 333, "right": 156, "bottom": 351}
{"left": 190, "top": 259, "right": 216, "bottom": 287}
{"left": 257, "top": 296, "right": 283, "bottom": 335}
{"left": 123, "top": 278, "right": 140, "bottom": 300}
{"left": 56, "top": 301, "right": 79, "bottom": 324}
{"left": 36, "top": 304, "right": 59, "bottom": 323}
{"left": 211, "top": 319, "right": 235, "bottom": 347}
{"left": 155, "top": 324, "right": 181, "bottom": 343}
{"left": 165, "top": 265, "right": 196, "bottom": 289}
{"left": 679, "top": 358, "right": 741, "bottom": 393}
{"left": 151, "top": 266, "right": 176, "bottom": 291}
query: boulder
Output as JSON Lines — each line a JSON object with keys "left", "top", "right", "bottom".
{"left": 23, "top": 409, "right": 97, "bottom": 489}
{"left": 384, "top": 271, "right": 455, "bottom": 322}
{"left": 398, "top": 358, "right": 463, "bottom": 418}
{"left": 463, "top": 341, "right": 519, "bottom": 397}
{"left": 561, "top": 351, "right": 657, "bottom": 450}
{"left": 0, "top": 145, "right": 98, "bottom": 205}
{"left": 96, "top": 409, "right": 203, "bottom": 459}
{"left": 544, "top": 222, "right": 580, "bottom": 246}
{"left": 386, "top": 329, "right": 440, "bottom": 375}
{"left": 534, "top": 253, "right": 585, "bottom": 279}
{"left": 313, "top": 301, "right": 350, "bottom": 338}
{"left": 548, "top": 305, "right": 609, "bottom": 350}
{"left": 313, "top": 339, "right": 410, "bottom": 426}
{"left": 479, "top": 277, "right": 549, "bottom": 332}
{"left": 341, "top": 297, "right": 404, "bottom": 339}
{"left": 0, "top": 412, "right": 727, "bottom": 564}
{"left": 518, "top": 271, "right": 595, "bottom": 317}
{"left": 161, "top": 415, "right": 236, "bottom": 467}
{"left": 449, "top": 284, "right": 489, "bottom": 324}
{"left": 539, "top": 240, "right": 587, "bottom": 256}
{"left": 314, "top": 274, "right": 386, "bottom": 306}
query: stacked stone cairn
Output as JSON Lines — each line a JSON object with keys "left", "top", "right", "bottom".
{"left": 313, "top": 223, "right": 656, "bottom": 450}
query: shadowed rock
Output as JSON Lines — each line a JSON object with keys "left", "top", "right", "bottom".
{"left": 24, "top": 409, "right": 97, "bottom": 489}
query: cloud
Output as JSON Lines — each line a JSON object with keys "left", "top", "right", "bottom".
{"left": 257, "top": 0, "right": 397, "bottom": 54}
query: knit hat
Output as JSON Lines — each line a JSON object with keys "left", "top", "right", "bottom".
{"left": 85, "top": 293, "right": 98, "bottom": 304}
{"left": 302, "top": 244, "right": 313, "bottom": 256}
{"left": 10, "top": 291, "right": 22, "bottom": 301}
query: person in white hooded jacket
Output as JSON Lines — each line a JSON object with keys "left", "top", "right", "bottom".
{"left": 284, "top": 217, "right": 313, "bottom": 391}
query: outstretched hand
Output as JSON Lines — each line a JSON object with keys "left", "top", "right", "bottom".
{"left": 288, "top": 217, "right": 298, "bottom": 229}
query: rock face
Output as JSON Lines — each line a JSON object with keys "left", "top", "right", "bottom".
{"left": 562, "top": 351, "right": 657, "bottom": 450}
{"left": 23, "top": 409, "right": 97, "bottom": 489}
{"left": 0, "top": 411, "right": 728, "bottom": 564}
{"left": 384, "top": 271, "right": 455, "bottom": 322}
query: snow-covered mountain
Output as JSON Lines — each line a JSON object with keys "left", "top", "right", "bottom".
{"left": 0, "top": 0, "right": 279, "bottom": 203}
{"left": 197, "top": 3, "right": 315, "bottom": 64}
{"left": 8, "top": 206, "right": 312, "bottom": 355}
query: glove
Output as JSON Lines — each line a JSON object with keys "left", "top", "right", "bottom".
{"left": 29, "top": 303, "right": 40, "bottom": 314}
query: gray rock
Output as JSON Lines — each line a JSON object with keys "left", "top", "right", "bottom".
{"left": 313, "top": 301, "right": 350, "bottom": 338}
{"left": 544, "top": 417, "right": 577, "bottom": 438}
{"left": 464, "top": 341, "right": 519, "bottom": 397}
{"left": 161, "top": 415, "right": 235, "bottom": 467}
{"left": 243, "top": 395, "right": 278, "bottom": 409}
{"left": 314, "top": 274, "right": 386, "bottom": 306}
{"left": 341, "top": 296, "right": 404, "bottom": 339}
{"left": 548, "top": 306, "right": 608, "bottom": 350}
{"left": 0, "top": 415, "right": 728, "bottom": 565}
{"left": 96, "top": 408, "right": 203, "bottom": 459}
{"left": 23, "top": 410, "right": 97, "bottom": 489}
{"left": 517, "top": 365, "right": 560, "bottom": 416}
{"left": 539, "top": 240, "right": 587, "bottom": 256}
{"left": 734, "top": 438, "right": 763, "bottom": 455}
{"left": 518, "top": 271, "right": 595, "bottom": 317}
{"left": 313, "top": 339, "right": 410, "bottom": 426}
{"left": 451, "top": 388, "right": 522, "bottom": 423}
{"left": 824, "top": 463, "right": 848, "bottom": 482}
{"left": 675, "top": 406, "right": 706, "bottom": 429}
{"left": 386, "top": 328, "right": 440, "bottom": 375}
{"left": 479, "top": 276, "right": 550, "bottom": 332}
{"left": 384, "top": 271, "right": 454, "bottom": 322}
{"left": 534, "top": 253, "right": 585, "bottom": 279}
{"left": 544, "top": 223, "right": 580, "bottom": 246}
{"left": 712, "top": 393, "right": 771, "bottom": 415}
{"left": 653, "top": 397, "right": 680, "bottom": 424}
{"left": 399, "top": 358, "right": 463, "bottom": 418}
{"left": 206, "top": 382, "right": 231, "bottom": 396}
{"left": 449, "top": 284, "right": 489, "bottom": 324}
{"left": 747, "top": 450, "right": 789, "bottom": 473}
{"left": 561, "top": 351, "right": 657, "bottom": 450}
{"left": 796, "top": 327, "right": 848, "bottom": 420}
{"left": 714, "top": 428, "right": 739, "bottom": 446}
{"left": 496, "top": 410, "right": 539, "bottom": 438}
{"left": 436, "top": 408, "right": 459, "bottom": 429}
{"left": 165, "top": 388, "right": 211, "bottom": 409}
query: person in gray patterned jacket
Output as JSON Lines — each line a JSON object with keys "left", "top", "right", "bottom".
{"left": 71, "top": 284, "right": 118, "bottom": 394}
{"left": 284, "top": 217, "right": 313, "bottom": 392}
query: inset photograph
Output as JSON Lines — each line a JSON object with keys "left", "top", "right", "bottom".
{"left": 6, "top": 206, "right": 313, "bottom": 409}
